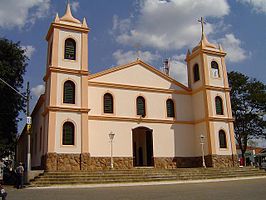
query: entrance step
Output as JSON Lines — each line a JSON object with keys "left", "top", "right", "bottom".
{"left": 30, "top": 167, "right": 266, "bottom": 187}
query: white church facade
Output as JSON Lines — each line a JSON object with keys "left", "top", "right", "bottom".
{"left": 17, "top": 4, "right": 237, "bottom": 171}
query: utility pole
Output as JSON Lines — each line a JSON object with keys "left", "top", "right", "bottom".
{"left": 26, "top": 82, "right": 31, "bottom": 183}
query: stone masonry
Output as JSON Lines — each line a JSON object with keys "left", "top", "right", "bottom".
{"left": 43, "top": 153, "right": 238, "bottom": 171}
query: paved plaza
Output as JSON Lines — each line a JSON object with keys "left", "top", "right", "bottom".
{"left": 4, "top": 178, "right": 266, "bottom": 200}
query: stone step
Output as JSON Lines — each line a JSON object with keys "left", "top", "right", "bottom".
{"left": 37, "top": 170, "right": 265, "bottom": 177}
{"left": 30, "top": 168, "right": 266, "bottom": 187}
{"left": 35, "top": 171, "right": 265, "bottom": 180}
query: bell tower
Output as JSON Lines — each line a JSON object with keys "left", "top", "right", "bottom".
{"left": 43, "top": 3, "right": 90, "bottom": 170}
{"left": 186, "top": 17, "right": 237, "bottom": 167}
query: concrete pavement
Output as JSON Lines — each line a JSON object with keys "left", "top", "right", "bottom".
{"left": 4, "top": 177, "right": 266, "bottom": 200}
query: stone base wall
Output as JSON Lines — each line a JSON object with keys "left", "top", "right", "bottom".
{"left": 43, "top": 153, "right": 238, "bottom": 171}
{"left": 211, "top": 154, "right": 238, "bottom": 168}
{"left": 44, "top": 153, "right": 133, "bottom": 171}
{"left": 154, "top": 157, "right": 177, "bottom": 169}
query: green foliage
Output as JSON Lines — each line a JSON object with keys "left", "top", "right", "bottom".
{"left": 228, "top": 71, "right": 266, "bottom": 159}
{"left": 0, "top": 38, "right": 27, "bottom": 158}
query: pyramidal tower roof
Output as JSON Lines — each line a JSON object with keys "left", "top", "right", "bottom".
{"left": 60, "top": 2, "right": 81, "bottom": 24}
{"left": 192, "top": 32, "right": 217, "bottom": 52}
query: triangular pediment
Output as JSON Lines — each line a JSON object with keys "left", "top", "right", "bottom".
{"left": 88, "top": 60, "right": 190, "bottom": 92}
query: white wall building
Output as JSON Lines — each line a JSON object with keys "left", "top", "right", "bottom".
{"left": 17, "top": 4, "right": 237, "bottom": 171}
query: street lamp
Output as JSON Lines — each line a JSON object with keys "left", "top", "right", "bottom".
{"left": 109, "top": 131, "right": 115, "bottom": 169}
{"left": 200, "top": 134, "right": 206, "bottom": 168}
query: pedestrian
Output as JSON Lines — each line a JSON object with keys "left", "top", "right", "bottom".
{"left": 15, "top": 163, "right": 24, "bottom": 189}
{"left": 0, "top": 184, "right": 7, "bottom": 200}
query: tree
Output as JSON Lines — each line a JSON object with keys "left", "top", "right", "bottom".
{"left": 228, "top": 71, "right": 266, "bottom": 163}
{"left": 0, "top": 38, "right": 27, "bottom": 158}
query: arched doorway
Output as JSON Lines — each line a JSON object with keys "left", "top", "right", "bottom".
{"left": 132, "top": 127, "right": 154, "bottom": 167}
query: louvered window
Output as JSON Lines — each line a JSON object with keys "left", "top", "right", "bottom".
{"left": 166, "top": 99, "right": 175, "bottom": 118}
{"left": 63, "top": 122, "right": 74, "bottom": 145}
{"left": 63, "top": 81, "right": 75, "bottom": 104}
{"left": 193, "top": 64, "right": 200, "bottom": 82}
{"left": 137, "top": 96, "right": 146, "bottom": 117}
{"left": 64, "top": 38, "right": 76, "bottom": 60}
{"left": 215, "top": 96, "right": 223, "bottom": 115}
{"left": 219, "top": 130, "right": 227, "bottom": 148}
{"left": 104, "top": 93, "right": 113, "bottom": 113}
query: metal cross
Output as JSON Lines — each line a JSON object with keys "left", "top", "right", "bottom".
{"left": 198, "top": 17, "right": 206, "bottom": 36}
{"left": 134, "top": 43, "right": 141, "bottom": 59}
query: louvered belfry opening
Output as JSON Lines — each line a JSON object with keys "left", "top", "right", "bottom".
{"left": 63, "top": 122, "right": 75, "bottom": 145}
{"left": 63, "top": 80, "right": 75, "bottom": 104}
{"left": 64, "top": 38, "right": 76, "bottom": 60}
{"left": 137, "top": 96, "right": 146, "bottom": 117}
{"left": 166, "top": 99, "right": 175, "bottom": 118}
{"left": 215, "top": 96, "right": 223, "bottom": 115}
{"left": 104, "top": 93, "right": 113, "bottom": 113}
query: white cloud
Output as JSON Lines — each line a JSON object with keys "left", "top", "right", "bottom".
{"left": 31, "top": 84, "right": 45, "bottom": 98}
{"left": 71, "top": 1, "right": 80, "bottom": 12}
{"left": 0, "top": 0, "right": 51, "bottom": 29}
{"left": 113, "top": 0, "right": 230, "bottom": 50}
{"left": 218, "top": 34, "right": 248, "bottom": 63}
{"left": 21, "top": 45, "right": 36, "bottom": 59}
{"left": 113, "top": 49, "right": 160, "bottom": 65}
{"left": 238, "top": 0, "right": 266, "bottom": 13}
{"left": 169, "top": 56, "right": 188, "bottom": 86}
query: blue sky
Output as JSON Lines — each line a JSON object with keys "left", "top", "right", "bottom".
{"left": 0, "top": 0, "right": 265, "bottom": 143}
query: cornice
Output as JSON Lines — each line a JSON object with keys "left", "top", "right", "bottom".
{"left": 44, "top": 66, "right": 89, "bottom": 81}
{"left": 88, "top": 81, "right": 190, "bottom": 95}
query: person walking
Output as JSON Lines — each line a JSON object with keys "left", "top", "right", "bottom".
{"left": 15, "top": 163, "right": 24, "bottom": 189}
{"left": 0, "top": 184, "right": 7, "bottom": 200}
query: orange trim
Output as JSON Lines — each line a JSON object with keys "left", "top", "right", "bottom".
{"left": 47, "top": 111, "right": 56, "bottom": 152}
{"left": 81, "top": 113, "right": 89, "bottom": 153}
{"left": 88, "top": 115, "right": 194, "bottom": 125}
{"left": 50, "top": 71, "right": 58, "bottom": 106}
{"left": 229, "top": 122, "right": 237, "bottom": 154}
{"left": 88, "top": 59, "right": 191, "bottom": 92}
{"left": 208, "top": 117, "right": 234, "bottom": 122}
{"left": 44, "top": 66, "right": 88, "bottom": 81}
{"left": 46, "top": 22, "right": 89, "bottom": 41}
{"left": 51, "top": 28, "right": 59, "bottom": 67}
{"left": 88, "top": 81, "right": 190, "bottom": 95}
{"left": 42, "top": 106, "right": 90, "bottom": 116}
{"left": 187, "top": 48, "right": 226, "bottom": 62}
{"left": 81, "top": 75, "right": 88, "bottom": 108}
{"left": 81, "top": 32, "right": 88, "bottom": 71}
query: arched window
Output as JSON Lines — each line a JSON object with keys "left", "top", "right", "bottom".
{"left": 104, "top": 93, "right": 113, "bottom": 113}
{"left": 211, "top": 61, "right": 219, "bottom": 78}
{"left": 215, "top": 96, "right": 223, "bottom": 115}
{"left": 137, "top": 96, "right": 146, "bottom": 117}
{"left": 166, "top": 99, "right": 175, "bottom": 118}
{"left": 63, "top": 122, "right": 75, "bottom": 145}
{"left": 193, "top": 64, "right": 200, "bottom": 82}
{"left": 219, "top": 130, "right": 227, "bottom": 148}
{"left": 64, "top": 38, "right": 76, "bottom": 60}
{"left": 63, "top": 80, "right": 75, "bottom": 104}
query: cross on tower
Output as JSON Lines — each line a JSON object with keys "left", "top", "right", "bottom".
{"left": 198, "top": 17, "right": 206, "bottom": 37}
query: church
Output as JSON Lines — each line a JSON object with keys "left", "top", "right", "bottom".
{"left": 17, "top": 3, "right": 237, "bottom": 171}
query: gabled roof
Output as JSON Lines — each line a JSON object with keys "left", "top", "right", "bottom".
{"left": 88, "top": 59, "right": 190, "bottom": 91}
